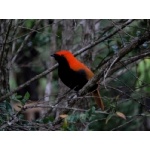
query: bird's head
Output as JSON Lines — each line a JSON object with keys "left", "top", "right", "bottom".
{"left": 51, "top": 50, "right": 74, "bottom": 64}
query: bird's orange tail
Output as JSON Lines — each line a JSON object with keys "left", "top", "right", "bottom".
{"left": 92, "top": 90, "right": 104, "bottom": 110}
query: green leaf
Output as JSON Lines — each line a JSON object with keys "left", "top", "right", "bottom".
{"left": 22, "top": 92, "right": 30, "bottom": 105}
{"left": 5, "top": 101, "right": 13, "bottom": 113}
{"left": 62, "top": 117, "right": 68, "bottom": 130}
{"left": 79, "top": 113, "right": 87, "bottom": 122}
{"left": 43, "top": 116, "right": 54, "bottom": 123}
{"left": 16, "top": 95, "right": 22, "bottom": 99}
{"left": 24, "top": 92, "right": 30, "bottom": 100}
{"left": 67, "top": 114, "right": 79, "bottom": 123}
{"left": 105, "top": 113, "right": 114, "bottom": 124}
{"left": 86, "top": 106, "right": 96, "bottom": 117}
{"left": 12, "top": 94, "right": 22, "bottom": 101}
{"left": 91, "top": 106, "right": 96, "bottom": 113}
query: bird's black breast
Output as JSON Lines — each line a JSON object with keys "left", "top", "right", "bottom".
{"left": 58, "top": 64, "right": 88, "bottom": 91}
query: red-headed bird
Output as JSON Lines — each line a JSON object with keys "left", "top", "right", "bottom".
{"left": 51, "top": 50, "right": 104, "bottom": 110}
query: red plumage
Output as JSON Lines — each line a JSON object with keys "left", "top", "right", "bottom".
{"left": 51, "top": 50, "right": 104, "bottom": 110}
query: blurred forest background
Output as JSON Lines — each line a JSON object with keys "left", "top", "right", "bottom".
{"left": 0, "top": 19, "right": 150, "bottom": 131}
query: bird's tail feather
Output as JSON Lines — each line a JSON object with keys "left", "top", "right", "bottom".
{"left": 92, "top": 90, "right": 104, "bottom": 110}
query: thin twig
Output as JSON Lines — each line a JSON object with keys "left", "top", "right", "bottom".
{"left": 110, "top": 19, "right": 135, "bottom": 38}
{"left": 103, "top": 56, "right": 119, "bottom": 89}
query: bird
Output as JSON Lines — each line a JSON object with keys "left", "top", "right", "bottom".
{"left": 51, "top": 50, "right": 104, "bottom": 110}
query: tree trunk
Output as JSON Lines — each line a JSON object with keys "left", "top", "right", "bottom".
{"left": 0, "top": 20, "right": 12, "bottom": 101}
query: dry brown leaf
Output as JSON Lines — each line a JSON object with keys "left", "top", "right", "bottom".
{"left": 59, "top": 114, "right": 68, "bottom": 119}
{"left": 115, "top": 95, "right": 120, "bottom": 101}
{"left": 116, "top": 111, "right": 126, "bottom": 120}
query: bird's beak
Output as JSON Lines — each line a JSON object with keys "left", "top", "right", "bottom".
{"left": 51, "top": 54, "right": 55, "bottom": 57}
